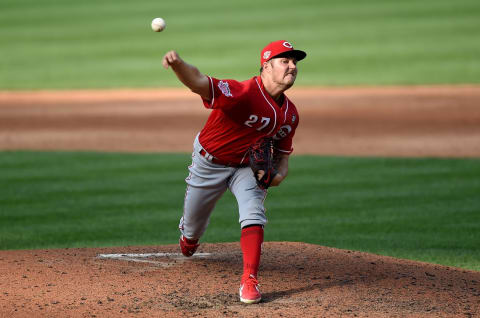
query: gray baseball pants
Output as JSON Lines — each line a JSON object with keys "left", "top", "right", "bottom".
{"left": 179, "top": 134, "right": 268, "bottom": 240}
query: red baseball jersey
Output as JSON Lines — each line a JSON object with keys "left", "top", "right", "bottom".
{"left": 198, "top": 75, "right": 299, "bottom": 165}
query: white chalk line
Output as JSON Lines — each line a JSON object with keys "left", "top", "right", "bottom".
{"left": 97, "top": 252, "right": 212, "bottom": 267}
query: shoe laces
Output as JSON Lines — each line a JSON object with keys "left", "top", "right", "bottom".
{"left": 244, "top": 274, "right": 259, "bottom": 287}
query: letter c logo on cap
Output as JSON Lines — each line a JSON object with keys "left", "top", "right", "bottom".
{"left": 283, "top": 41, "right": 293, "bottom": 48}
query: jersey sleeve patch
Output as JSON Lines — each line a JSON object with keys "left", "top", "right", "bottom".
{"left": 218, "top": 80, "right": 233, "bottom": 97}
{"left": 202, "top": 77, "right": 245, "bottom": 110}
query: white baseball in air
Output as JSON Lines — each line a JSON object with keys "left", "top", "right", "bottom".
{"left": 151, "top": 17, "right": 166, "bottom": 32}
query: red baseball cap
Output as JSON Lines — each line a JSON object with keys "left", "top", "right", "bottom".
{"left": 260, "top": 40, "right": 307, "bottom": 66}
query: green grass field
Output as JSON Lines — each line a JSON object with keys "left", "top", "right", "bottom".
{"left": 1, "top": 0, "right": 480, "bottom": 89}
{"left": 1, "top": 152, "right": 479, "bottom": 271}
{"left": 1, "top": 0, "right": 479, "bottom": 272}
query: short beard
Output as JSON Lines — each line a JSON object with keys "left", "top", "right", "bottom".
{"left": 284, "top": 81, "right": 294, "bottom": 90}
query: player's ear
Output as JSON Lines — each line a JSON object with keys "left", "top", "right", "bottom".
{"left": 262, "top": 61, "right": 271, "bottom": 72}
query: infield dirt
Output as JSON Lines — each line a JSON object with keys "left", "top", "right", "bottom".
{"left": 1, "top": 85, "right": 480, "bottom": 157}
{"left": 1, "top": 242, "right": 480, "bottom": 318}
{"left": 0, "top": 86, "right": 479, "bottom": 317}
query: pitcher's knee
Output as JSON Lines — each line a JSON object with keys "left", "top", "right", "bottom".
{"left": 239, "top": 211, "right": 267, "bottom": 228}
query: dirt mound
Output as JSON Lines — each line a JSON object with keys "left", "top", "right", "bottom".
{"left": 1, "top": 242, "right": 479, "bottom": 317}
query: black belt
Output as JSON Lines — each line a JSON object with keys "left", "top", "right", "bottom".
{"left": 199, "top": 149, "right": 247, "bottom": 168}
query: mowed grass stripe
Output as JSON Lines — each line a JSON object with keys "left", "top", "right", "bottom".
{"left": 266, "top": 156, "right": 480, "bottom": 270}
{"left": 1, "top": 0, "right": 479, "bottom": 89}
{"left": 0, "top": 151, "right": 479, "bottom": 271}
{"left": 0, "top": 152, "right": 188, "bottom": 248}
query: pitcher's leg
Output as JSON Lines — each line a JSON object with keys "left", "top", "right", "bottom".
{"left": 180, "top": 181, "right": 227, "bottom": 239}
{"left": 230, "top": 167, "right": 267, "bottom": 303}
{"left": 229, "top": 167, "right": 268, "bottom": 229}
{"left": 179, "top": 146, "right": 231, "bottom": 240}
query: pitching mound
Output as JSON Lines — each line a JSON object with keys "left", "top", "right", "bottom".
{"left": 1, "top": 242, "right": 479, "bottom": 317}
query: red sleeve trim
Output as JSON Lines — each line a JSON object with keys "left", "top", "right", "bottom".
{"left": 202, "top": 76, "right": 215, "bottom": 109}
{"left": 275, "top": 147, "right": 293, "bottom": 154}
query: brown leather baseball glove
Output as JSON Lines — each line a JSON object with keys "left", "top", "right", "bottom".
{"left": 248, "top": 137, "right": 278, "bottom": 190}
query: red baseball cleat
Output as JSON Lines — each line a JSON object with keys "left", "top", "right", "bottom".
{"left": 239, "top": 274, "right": 261, "bottom": 304}
{"left": 179, "top": 235, "right": 199, "bottom": 257}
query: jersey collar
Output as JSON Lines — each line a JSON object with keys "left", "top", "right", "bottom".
{"left": 255, "top": 76, "right": 287, "bottom": 109}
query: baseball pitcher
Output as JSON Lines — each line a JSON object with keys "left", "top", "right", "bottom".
{"left": 162, "top": 40, "right": 306, "bottom": 304}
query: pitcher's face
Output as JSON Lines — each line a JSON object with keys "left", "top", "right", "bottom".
{"left": 267, "top": 57, "right": 298, "bottom": 88}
